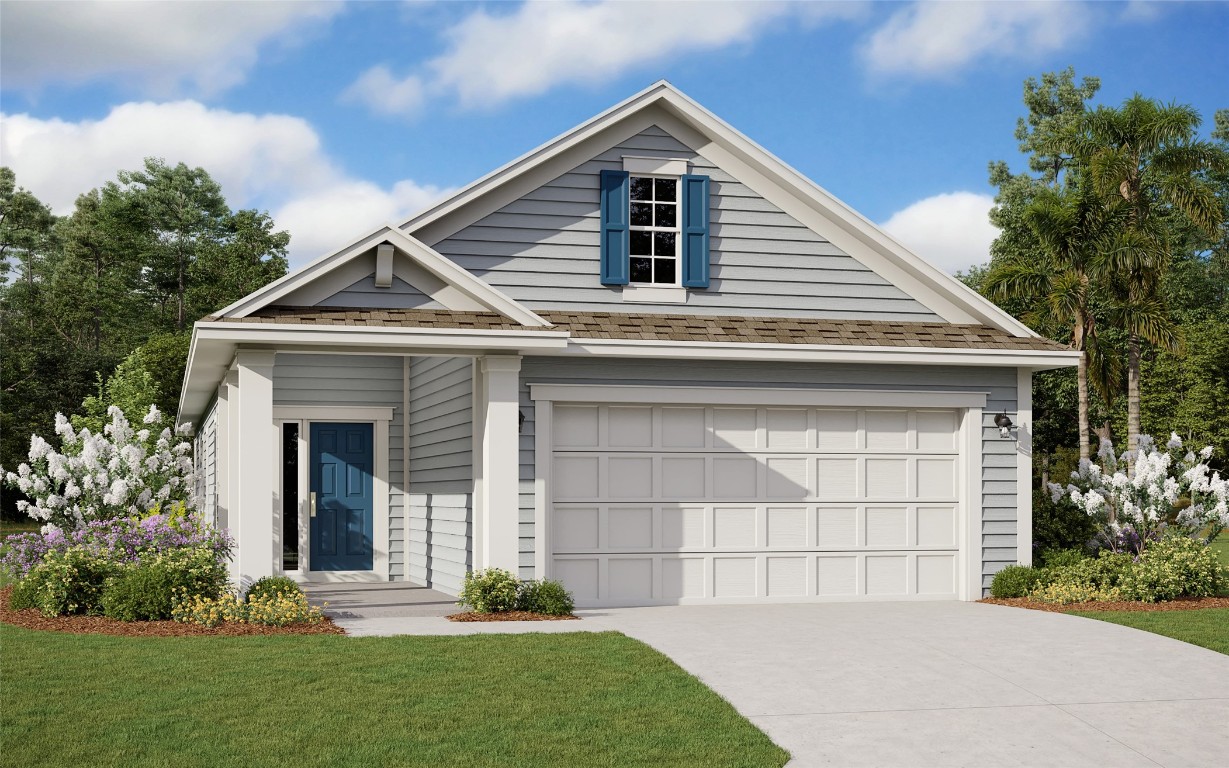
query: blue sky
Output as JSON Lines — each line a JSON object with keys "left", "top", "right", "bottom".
{"left": 2, "top": 1, "right": 1226, "bottom": 273}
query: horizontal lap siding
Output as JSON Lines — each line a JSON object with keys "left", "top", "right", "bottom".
{"left": 518, "top": 357, "right": 1021, "bottom": 594}
{"left": 273, "top": 354, "right": 406, "bottom": 580}
{"left": 316, "top": 275, "right": 443, "bottom": 309}
{"left": 431, "top": 126, "right": 940, "bottom": 322}
{"left": 408, "top": 357, "right": 473, "bottom": 595}
{"left": 195, "top": 403, "right": 219, "bottom": 528}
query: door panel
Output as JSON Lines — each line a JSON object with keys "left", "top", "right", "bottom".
{"left": 310, "top": 422, "right": 374, "bottom": 571}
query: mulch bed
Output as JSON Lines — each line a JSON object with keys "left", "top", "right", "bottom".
{"left": 980, "top": 595, "right": 1229, "bottom": 613}
{"left": 446, "top": 611, "right": 579, "bottom": 622}
{"left": 0, "top": 587, "right": 345, "bottom": 637}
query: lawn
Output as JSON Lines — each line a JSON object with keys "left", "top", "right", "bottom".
{"left": 0, "top": 624, "right": 789, "bottom": 768}
{"left": 1067, "top": 535, "right": 1229, "bottom": 656}
{"left": 0, "top": 518, "right": 40, "bottom": 538}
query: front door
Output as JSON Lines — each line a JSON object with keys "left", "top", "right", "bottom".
{"left": 310, "top": 422, "right": 374, "bottom": 571}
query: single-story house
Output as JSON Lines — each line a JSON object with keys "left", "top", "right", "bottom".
{"left": 179, "top": 81, "right": 1077, "bottom": 606}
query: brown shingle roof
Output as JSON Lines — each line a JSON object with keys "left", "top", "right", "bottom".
{"left": 218, "top": 306, "right": 1068, "bottom": 352}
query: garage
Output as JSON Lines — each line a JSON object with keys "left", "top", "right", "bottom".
{"left": 534, "top": 387, "right": 981, "bottom": 606}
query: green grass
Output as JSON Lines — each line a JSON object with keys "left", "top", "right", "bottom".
{"left": 1066, "top": 608, "right": 1229, "bottom": 655}
{"left": 0, "top": 624, "right": 788, "bottom": 768}
{"left": 0, "top": 518, "right": 39, "bottom": 538}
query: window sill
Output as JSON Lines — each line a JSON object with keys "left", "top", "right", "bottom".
{"left": 622, "top": 284, "right": 688, "bottom": 304}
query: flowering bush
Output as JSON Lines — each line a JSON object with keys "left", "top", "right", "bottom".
{"left": 458, "top": 568, "right": 520, "bottom": 613}
{"left": 172, "top": 590, "right": 324, "bottom": 628}
{"left": 100, "top": 547, "right": 230, "bottom": 621}
{"left": 9, "top": 547, "right": 117, "bottom": 616}
{"left": 245, "top": 576, "right": 303, "bottom": 603}
{"left": 2, "top": 404, "right": 195, "bottom": 531}
{"left": 1117, "top": 536, "right": 1223, "bottom": 602}
{"left": 1031, "top": 551, "right": 1132, "bottom": 605}
{"left": 1049, "top": 433, "right": 1229, "bottom": 556}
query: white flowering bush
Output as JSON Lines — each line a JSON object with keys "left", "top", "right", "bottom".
{"left": 2, "top": 404, "right": 196, "bottom": 531}
{"left": 1049, "top": 433, "right": 1229, "bottom": 556}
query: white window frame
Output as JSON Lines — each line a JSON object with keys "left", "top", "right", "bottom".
{"left": 272, "top": 405, "right": 393, "bottom": 583}
{"left": 627, "top": 173, "right": 682, "bottom": 287}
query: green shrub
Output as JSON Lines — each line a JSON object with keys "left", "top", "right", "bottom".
{"left": 1031, "top": 550, "right": 1132, "bottom": 604}
{"left": 172, "top": 591, "right": 324, "bottom": 627}
{"left": 1032, "top": 488, "right": 1097, "bottom": 556}
{"left": 1118, "top": 536, "right": 1223, "bottom": 602}
{"left": 1038, "top": 547, "right": 1089, "bottom": 569}
{"left": 517, "top": 580, "right": 575, "bottom": 615}
{"left": 458, "top": 568, "right": 519, "bottom": 613}
{"left": 19, "top": 547, "right": 115, "bottom": 617}
{"left": 101, "top": 547, "right": 228, "bottom": 621}
{"left": 246, "top": 576, "right": 302, "bottom": 603}
{"left": 8, "top": 578, "right": 38, "bottom": 611}
{"left": 990, "top": 565, "right": 1043, "bottom": 598}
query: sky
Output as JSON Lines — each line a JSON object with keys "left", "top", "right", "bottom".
{"left": 2, "top": 0, "right": 1227, "bottom": 274}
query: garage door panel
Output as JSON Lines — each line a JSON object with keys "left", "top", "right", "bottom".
{"left": 549, "top": 404, "right": 964, "bottom": 605}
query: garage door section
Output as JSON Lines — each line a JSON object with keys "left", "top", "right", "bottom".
{"left": 548, "top": 404, "right": 963, "bottom": 605}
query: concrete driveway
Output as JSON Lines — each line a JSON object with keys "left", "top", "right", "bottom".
{"left": 586, "top": 601, "right": 1229, "bottom": 768}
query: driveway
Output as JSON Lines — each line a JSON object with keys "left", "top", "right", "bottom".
{"left": 584, "top": 601, "right": 1229, "bottom": 767}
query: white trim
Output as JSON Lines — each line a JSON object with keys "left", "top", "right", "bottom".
{"left": 961, "top": 406, "right": 985, "bottom": 600}
{"left": 374, "top": 243, "right": 394, "bottom": 288}
{"left": 477, "top": 355, "right": 522, "bottom": 571}
{"left": 621, "top": 285, "right": 688, "bottom": 305}
{"left": 622, "top": 155, "right": 689, "bottom": 175}
{"left": 273, "top": 406, "right": 394, "bottom": 582}
{"left": 196, "top": 321, "right": 567, "bottom": 347}
{"left": 530, "top": 384, "right": 989, "bottom": 409}
{"left": 402, "top": 356, "right": 411, "bottom": 584}
{"left": 533, "top": 398, "right": 552, "bottom": 581}
{"left": 555, "top": 338, "right": 1080, "bottom": 368}
{"left": 214, "top": 225, "right": 549, "bottom": 328}
{"left": 471, "top": 358, "right": 485, "bottom": 569}
{"left": 1016, "top": 368, "right": 1033, "bottom": 567}
{"left": 399, "top": 80, "right": 1036, "bottom": 337}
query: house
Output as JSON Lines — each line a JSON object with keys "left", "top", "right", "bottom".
{"left": 179, "top": 82, "right": 1077, "bottom": 606}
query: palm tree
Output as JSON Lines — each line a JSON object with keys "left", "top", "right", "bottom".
{"left": 985, "top": 182, "right": 1119, "bottom": 460}
{"left": 1072, "top": 96, "right": 1227, "bottom": 454}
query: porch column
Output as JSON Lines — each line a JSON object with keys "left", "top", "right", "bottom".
{"left": 478, "top": 356, "right": 522, "bottom": 573}
{"left": 234, "top": 349, "right": 276, "bottom": 587}
{"left": 216, "top": 370, "right": 237, "bottom": 582}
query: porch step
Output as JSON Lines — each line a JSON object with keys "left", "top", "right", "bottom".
{"left": 303, "top": 582, "right": 458, "bottom": 619}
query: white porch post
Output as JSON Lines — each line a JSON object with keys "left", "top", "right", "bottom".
{"left": 478, "top": 356, "right": 522, "bottom": 573}
{"left": 234, "top": 350, "right": 276, "bottom": 587}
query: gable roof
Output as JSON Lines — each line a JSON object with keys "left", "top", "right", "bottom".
{"left": 399, "top": 80, "right": 1036, "bottom": 338}
{"left": 212, "top": 223, "right": 549, "bottom": 328}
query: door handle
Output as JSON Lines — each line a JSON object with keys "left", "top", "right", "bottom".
{"left": 310, "top": 491, "right": 317, "bottom": 517}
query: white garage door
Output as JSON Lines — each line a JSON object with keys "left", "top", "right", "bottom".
{"left": 548, "top": 403, "right": 964, "bottom": 606}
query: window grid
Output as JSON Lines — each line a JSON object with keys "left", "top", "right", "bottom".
{"left": 629, "top": 176, "right": 678, "bottom": 285}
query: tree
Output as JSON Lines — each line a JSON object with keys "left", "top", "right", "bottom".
{"left": 76, "top": 332, "right": 192, "bottom": 435}
{"left": 1071, "top": 96, "right": 1228, "bottom": 454}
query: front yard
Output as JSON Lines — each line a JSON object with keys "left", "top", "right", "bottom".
{"left": 0, "top": 624, "right": 788, "bottom": 768}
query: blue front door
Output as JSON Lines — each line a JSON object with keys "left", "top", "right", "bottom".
{"left": 310, "top": 422, "right": 374, "bottom": 571}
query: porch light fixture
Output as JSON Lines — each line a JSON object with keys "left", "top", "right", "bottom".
{"left": 994, "top": 412, "right": 1014, "bottom": 438}
{"left": 519, "top": 409, "right": 526, "bottom": 434}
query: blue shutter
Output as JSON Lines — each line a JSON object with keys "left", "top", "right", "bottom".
{"left": 680, "top": 174, "right": 710, "bottom": 288}
{"left": 599, "top": 170, "right": 630, "bottom": 285}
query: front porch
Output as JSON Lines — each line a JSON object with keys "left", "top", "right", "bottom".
{"left": 303, "top": 582, "right": 458, "bottom": 619}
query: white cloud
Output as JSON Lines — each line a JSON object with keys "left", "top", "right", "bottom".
{"left": 345, "top": 0, "right": 863, "bottom": 115}
{"left": 862, "top": 1, "right": 1090, "bottom": 77}
{"left": 0, "top": 102, "right": 448, "bottom": 265}
{"left": 880, "top": 192, "right": 999, "bottom": 274}
{"left": 1, "top": 1, "right": 341, "bottom": 95}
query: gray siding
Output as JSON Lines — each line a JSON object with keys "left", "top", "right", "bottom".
{"left": 273, "top": 354, "right": 406, "bottom": 580}
{"left": 316, "top": 274, "right": 444, "bottom": 309}
{"left": 517, "top": 357, "right": 1020, "bottom": 593}
{"left": 194, "top": 402, "right": 218, "bottom": 528}
{"left": 431, "top": 125, "right": 940, "bottom": 321}
{"left": 407, "top": 356, "right": 473, "bottom": 595}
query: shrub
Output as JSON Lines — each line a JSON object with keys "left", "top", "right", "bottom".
{"left": 1031, "top": 551, "right": 1132, "bottom": 605}
{"left": 1032, "top": 489, "right": 1097, "bottom": 557}
{"left": 172, "top": 591, "right": 324, "bottom": 628}
{"left": 8, "top": 579, "right": 38, "bottom": 611}
{"left": 990, "top": 565, "right": 1043, "bottom": 598}
{"left": 1038, "top": 547, "right": 1089, "bottom": 569}
{"left": 100, "top": 547, "right": 227, "bottom": 621}
{"left": 246, "top": 576, "right": 302, "bottom": 603}
{"left": 19, "top": 547, "right": 116, "bottom": 616}
{"left": 458, "top": 568, "right": 519, "bottom": 613}
{"left": 517, "top": 580, "right": 575, "bottom": 615}
{"left": 1118, "top": 536, "right": 1223, "bottom": 602}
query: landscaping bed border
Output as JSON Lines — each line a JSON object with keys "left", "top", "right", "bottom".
{"left": 980, "top": 595, "right": 1229, "bottom": 613}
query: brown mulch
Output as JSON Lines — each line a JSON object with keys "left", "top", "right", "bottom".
{"left": 980, "top": 595, "right": 1229, "bottom": 613}
{"left": 0, "top": 587, "right": 345, "bottom": 637}
{"left": 446, "top": 610, "right": 579, "bottom": 622}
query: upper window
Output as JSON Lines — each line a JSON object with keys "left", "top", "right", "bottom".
{"left": 629, "top": 176, "right": 678, "bottom": 284}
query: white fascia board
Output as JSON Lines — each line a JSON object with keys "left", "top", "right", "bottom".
{"left": 214, "top": 225, "right": 549, "bottom": 328}
{"left": 194, "top": 321, "right": 568, "bottom": 350}
{"left": 530, "top": 383, "right": 989, "bottom": 409}
{"left": 551, "top": 338, "right": 1081, "bottom": 368}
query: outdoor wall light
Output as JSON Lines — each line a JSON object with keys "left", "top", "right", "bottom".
{"left": 994, "top": 412, "right": 1014, "bottom": 438}
{"left": 519, "top": 410, "right": 526, "bottom": 434}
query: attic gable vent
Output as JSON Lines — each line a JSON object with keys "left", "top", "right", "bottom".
{"left": 374, "top": 243, "right": 394, "bottom": 288}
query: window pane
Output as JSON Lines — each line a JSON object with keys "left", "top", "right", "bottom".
{"left": 653, "top": 231, "right": 676, "bottom": 256}
{"left": 655, "top": 203, "right": 676, "bottom": 228}
{"left": 630, "top": 176, "right": 653, "bottom": 201}
{"left": 654, "top": 258, "right": 676, "bottom": 284}
{"left": 630, "top": 231, "right": 652, "bottom": 256}
{"left": 630, "top": 257, "right": 652, "bottom": 283}
{"left": 630, "top": 203, "right": 652, "bottom": 226}
{"left": 655, "top": 178, "right": 676, "bottom": 202}
{"left": 282, "top": 423, "right": 299, "bottom": 571}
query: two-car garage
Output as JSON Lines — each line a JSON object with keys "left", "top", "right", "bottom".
{"left": 533, "top": 385, "right": 985, "bottom": 607}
